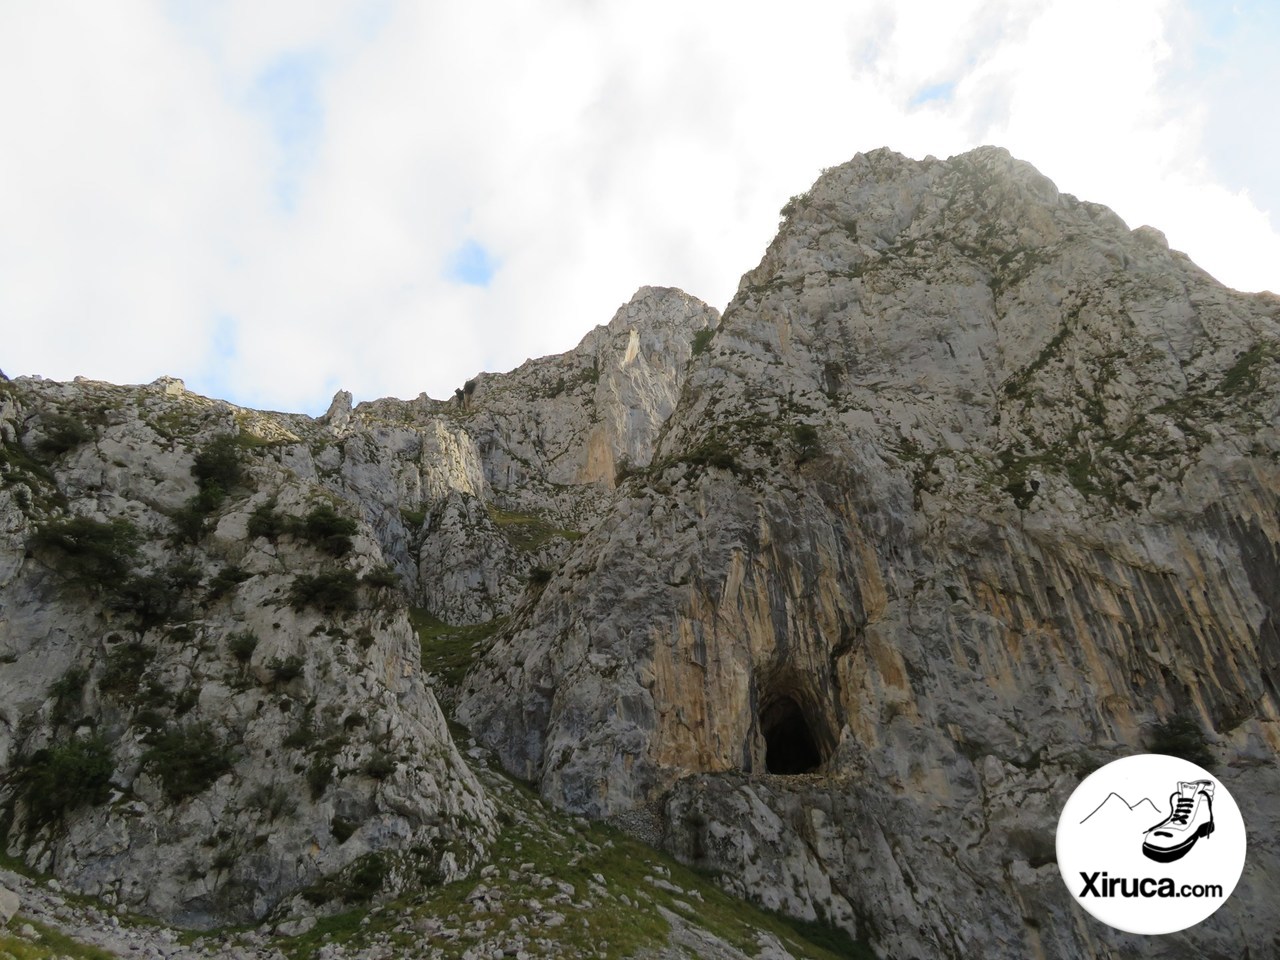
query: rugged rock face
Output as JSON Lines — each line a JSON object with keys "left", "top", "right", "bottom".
{"left": 2, "top": 147, "right": 1277, "bottom": 958}
{"left": 0, "top": 379, "right": 494, "bottom": 925}
{"left": 0, "top": 285, "right": 716, "bottom": 928}
{"left": 459, "top": 147, "right": 1280, "bottom": 958}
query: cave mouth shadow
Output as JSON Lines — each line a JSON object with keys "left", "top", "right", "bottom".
{"left": 762, "top": 695, "right": 823, "bottom": 775}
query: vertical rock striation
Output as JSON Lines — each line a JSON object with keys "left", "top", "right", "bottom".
{"left": 459, "top": 147, "right": 1280, "bottom": 958}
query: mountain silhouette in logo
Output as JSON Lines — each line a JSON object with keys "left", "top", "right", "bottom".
{"left": 1080, "top": 792, "right": 1162, "bottom": 826}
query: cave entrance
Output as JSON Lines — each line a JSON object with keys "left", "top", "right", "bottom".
{"left": 762, "top": 695, "right": 823, "bottom": 775}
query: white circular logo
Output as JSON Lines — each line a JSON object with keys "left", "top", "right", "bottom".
{"left": 1056, "top": 754, "right": 1247, "bottom": 934}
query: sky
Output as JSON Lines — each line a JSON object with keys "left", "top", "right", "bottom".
{"left": 2, "top": 0, "right": 1278, "bottom": 415}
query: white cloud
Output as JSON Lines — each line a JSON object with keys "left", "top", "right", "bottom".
{"left": 1, "top": 0, "right": 1276, "bottom": 414}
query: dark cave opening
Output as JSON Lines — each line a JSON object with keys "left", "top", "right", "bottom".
{"left": 763, "top": 696, "right": 823, "bottom": 775}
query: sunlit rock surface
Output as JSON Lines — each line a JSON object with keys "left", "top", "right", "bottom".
{"left": 2, "top": 148, "right": 1276, "bottom": 958}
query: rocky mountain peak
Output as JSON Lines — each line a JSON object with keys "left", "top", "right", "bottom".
{"left": 0, "top": 147, "right": 1276, "bottom": 959}
{"left": 461, "top": 148, "right": 1279, "bottom": 957}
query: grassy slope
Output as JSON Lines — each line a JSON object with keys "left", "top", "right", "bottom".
{"left": 278, "top": 757, "right": 874, "bottom": 960}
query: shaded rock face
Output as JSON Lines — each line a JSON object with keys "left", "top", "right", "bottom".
{"left": 459, "top": 147, "right": 1280, "bottom": 958}
{"left": 0, "top": 285, "right": 716, "bottom": 925}
{"left": 0, "top": 382, "right": 495, "bottom": 925}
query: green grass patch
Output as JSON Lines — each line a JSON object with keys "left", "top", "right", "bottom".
{"left": 485, "top": 505, "right": 581, "bottom": 552}
{"left": 408, "top": 609, "right": 505, "bottom": 691}
{"left": 280, "top": 908, "right": 394, "bottom": 960}
{"left": 0, "top": 917, "right": 118, "bottom": 959}
{"left": 400, "top": 506, "right": 428, "bottom": 529}
{"left": 1001, "top": 322, "right": 1071, "bottom": 399}
{"left": 691, "top": 327, "right": 715, "bottom": 357}
{"left": 283, "top": 761, "right": 871, "bottom": 960}
{"left": 269, "top": 752, "right": 875, "bottom": 960}
{"left": 1217, "top": 343, "right": 1274, "bottom": 397}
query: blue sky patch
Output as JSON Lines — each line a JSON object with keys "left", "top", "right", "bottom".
{"left": 254, "top": 52, "right": 324, "bottom": 149}
{"left": 447, "top": 241, "right": 498, "bottom": 287}
{"left": 211, "top": 314, "right": 237, "bottom": 361}
{"left": 187, "top": 315, "right": 240, "bottom": 405}
{"left": 910, "top": 81, "right": 956, "bottom": 107}
{"left": 252, "top": 52, "right": 326, "bottom": 210}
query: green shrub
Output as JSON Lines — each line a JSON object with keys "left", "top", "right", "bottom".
{"left": 247, "top": 500, "right": 287, "bottom": 542}
{"left": 168, "top": 500, "right": 210, "bottom": 544}
{"left": 779, "top": 191, "right": 810, "bottom": 219}
{"left": 298, "top": 503, "right": 358, "bottom": 557}
{"left": 191, "top": 434, "right": 244, "bottom": 502}
{"left": 207, "top": 564, "right": 252, "bottom": 600}
{"left": 283, "top": 721, "right": 315, "bottom": 749}
{"left": 682, "top": 436, "right": 739, "bottom": 473}
{"left": 227, "top": 630, "right": 259, "bottom": 663}
{"left": 166, "top": 560, "right": 203, "bottom": 591}
{"left": 167, "top": 435, "right": 251, "bottom": 543}
{"left": 307, "top": 757, "right": 334, "bottom": 799}
{"left": 108, "top": 573, "right": 189, "bottom": 633}
{"left": 29, "top": 516, "right": 139, "bottom": 588}
{"left": 142, "top": 723, "right": 233, "bottom": 801}
{"left": 345, "top": 853, "right": 387, "bottom": 901}
{"left": 400, "top": 506, "right": 428, "bottom": 529}
{"left": 331, "top": 816, "right": 357, "bottom": 843}
{"left": 36, "top": 413, "right": 95, "bottom": 458}
{"left": 50, "top": 667, "right": 88, "bottom": 726}
{"left": 360, "top": 565, "right": 400, "bottom": 591}
{"left": 305, "top": 734, "right": 347, "bottom": 799}
{"left": 139, "top": 677, "right": 175, "bottom": 710}
{"left": 249, "top": 783, "right": 295, "bottom": 821}
{"left": 134, "top": 708, "right": 168, "bottom": 734}
{"left": 99, "top": 640, "right": 154, "bottom": 696}
{"left": 364, "top": 752, "right": 395, "bottom": 780}
{"left": 268, "top": 655, "right": 304, "bottom": 684}
{"left": 792, "top": 423, "right": 821, "bottom": 464}
{"left": 14, "top": 734, "right": 114, "bottom": 830}
{"left": 614, "top": 456, "right": 639, "bottom": 485}
{"left": 173, "top": 686, "right": 199, "bottom": 715}
{"left": 166, "top": 625, "right": 195, "bottom": 646}
{"left": 288, "top": 569, "right": 360, "bottom": 616}
{"left": 691, "top": 328, "right": 715, "bottom": 357}
{"left": 247, "top": 500, "right": 357, "bottom": 556}
{"left": 1147, "top": 715, "right": 1214, "bottom": 768}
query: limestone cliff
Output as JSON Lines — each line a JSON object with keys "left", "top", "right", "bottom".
{"left": 458, "top": 147, "right": 1280, "bottom": 959}
{"left": 1, "top": 147, "right": 1277, "bottom": 959}
{"left": 0, "top": 285, "right": 716, "bottom": 928}
{"left": 0, "top": 378, "right": 495, "bottom": 925}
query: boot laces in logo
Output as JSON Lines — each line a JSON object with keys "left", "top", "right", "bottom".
{"left": 1056, "top": 754, "right": 1246, "bottom": 934}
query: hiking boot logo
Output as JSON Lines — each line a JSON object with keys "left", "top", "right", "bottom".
{"left": 1142, "top": 780, "right": 1215, "bottom": 863}
{"left": 1057, "top": 754, "right": 1247, "bottom": 936}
